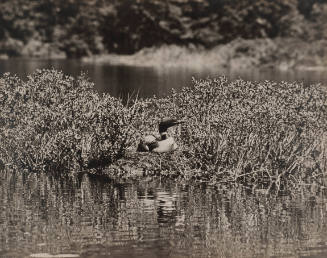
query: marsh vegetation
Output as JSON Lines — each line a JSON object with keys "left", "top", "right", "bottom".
{"left": 1, "top": 69, "right": 326, "bottom": 194}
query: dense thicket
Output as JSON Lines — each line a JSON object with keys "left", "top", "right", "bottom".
{"left": 0, "top": 0, "right": 326, "bottom": 58}
{"left": 0, "top": 69, "right": 136, "bottom": 174}
{"left": 1, "top": 70, "right": 326, "bottom": 192}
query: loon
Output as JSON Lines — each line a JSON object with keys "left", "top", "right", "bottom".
{"left": 137, "top": 118, "right": 184, "bottom": 153}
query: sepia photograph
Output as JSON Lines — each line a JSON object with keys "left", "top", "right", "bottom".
{"left": 0, "top": 0, "right": 327, "bottom": 257}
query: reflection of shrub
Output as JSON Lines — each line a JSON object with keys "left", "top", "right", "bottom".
{"left": 137, "top": 77, "right": 327, "bottom": 191}
{"left": 0, "top": 69, "right": 136, "bottom": 174}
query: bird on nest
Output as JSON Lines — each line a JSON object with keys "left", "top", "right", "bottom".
{"left": 137, "top": 118, "right": 185, "bottom": 153}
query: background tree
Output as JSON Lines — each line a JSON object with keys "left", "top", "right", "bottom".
{"left": 0, "top": 0, "right": 325, "bottom": 57}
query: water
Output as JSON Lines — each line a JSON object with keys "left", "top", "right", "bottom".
{"left": 1, "top": 171, "right": 327, "bottom": 258}
{"left": 1, "top": 58, "right": 327, "bottom": 98}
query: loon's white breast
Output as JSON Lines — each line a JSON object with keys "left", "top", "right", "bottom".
{"left": 152, "top": 137, "right": 178, "bottom": 153}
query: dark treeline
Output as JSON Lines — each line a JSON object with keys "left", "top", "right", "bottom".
{"left": 0, "top": 0, "right": 326, "bottom": 58}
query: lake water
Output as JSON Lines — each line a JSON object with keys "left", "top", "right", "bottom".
{"left": 1, "top": 58, "right": 327, "bottom": 98}
{"left": 1, "top": 59, "right": 327, "bottom": 258}
{"left": 1, "top": 171, "right": 327, "bottom": 258}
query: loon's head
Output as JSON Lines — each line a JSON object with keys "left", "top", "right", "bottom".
{"left": 159, "top": 118, "right": 184, "bottom": 139}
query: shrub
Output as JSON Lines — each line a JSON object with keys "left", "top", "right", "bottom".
{"left": 1, "top": 69, "right": 326, "bottom": 192}
{"left": 0, "top": 69, "right": 137, "bottom": 174}
{"left": 137, "top": 77, "right": 327, "bottom": 191}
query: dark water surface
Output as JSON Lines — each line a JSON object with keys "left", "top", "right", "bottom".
{"left": 1, "top": 172, "right": 327, "bottom": 258}
{"left": 1, "top": 58, "right": 327, "bottom": 98}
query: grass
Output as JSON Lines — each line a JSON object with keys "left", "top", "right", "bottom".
{"left": 0, "top": 69, "right": 137, "bottom": 175}
{"left": 123, "top": 76, "right": 327, "bottom": 192}
{"left": 1, "top": 69, "right": 327, "bottom": 192}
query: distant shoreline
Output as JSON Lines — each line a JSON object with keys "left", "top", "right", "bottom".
{"left": 82, "top": 38, "right": 327, "bottom": 71}
{"left": 2, "top": 38, "right": 327, "bottom": 71}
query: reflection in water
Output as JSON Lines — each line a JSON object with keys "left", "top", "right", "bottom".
{"left": 1, "top": 59, "right": 327, "bottom": 99}
{"left": 1, "top": 172, "right": 327, "bottom": 258}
